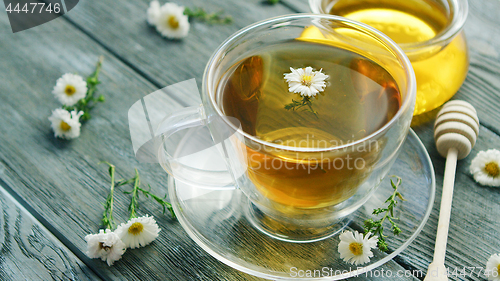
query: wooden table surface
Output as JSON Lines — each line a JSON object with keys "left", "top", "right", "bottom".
{"left": 1, "top": 0, "right": 499, "bottom": 280}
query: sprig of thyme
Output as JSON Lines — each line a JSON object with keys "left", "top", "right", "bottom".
{"left": 184, "top": 7, "right": 232, "bottom": 24}
{"left": 100, "top": 162, "right": 117, "bottom": 230}
{"left": 364, "top": 176, "right": 405, "bottom": 252}
{"left": 63, "top": 56, "right": 105, "bottom": 122}
{"left": 284, "top": 96, "right": 319, "bottom": 118}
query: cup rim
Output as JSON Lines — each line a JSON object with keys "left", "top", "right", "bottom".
{"left": 308, "top": 0, "right": 469, "bottom": 51}
{"left": 203, "top": 13, "right": 416, "bottom": 153}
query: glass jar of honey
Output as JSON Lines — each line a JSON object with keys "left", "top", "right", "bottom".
{"left": 310, "top": 0, "right": 469, "bottom": 115}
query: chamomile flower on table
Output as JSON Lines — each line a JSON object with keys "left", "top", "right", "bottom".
{"left": 48, "top": 108, "right": 83, "bottom": 139}
{"left": 52, "top": 73, "right": 87, "bottom": 106}
{"left": 115, "top": 215, "right": 161, "bottom": 249}
{"left": 147, "top": 0, "right": 161, "bottom": 25}
{"left": 151, "top": 2, "right": 190, "bottom": 39}
{"left": 284, "top": 66, "right": 329, "bottom": 97}
{"left": 470, "top": 149, "right": 500, "bottom": 187}
{"left": 85, "top": 229, "right": 126, "bottom": 266}
{"left": 486, "top": 254, "right": 500, "bottom": 280}
{"left": 338, "top": 230, "right": 378, "bottom": 266}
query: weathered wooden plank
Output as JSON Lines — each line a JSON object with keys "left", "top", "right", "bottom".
{"left": 401, "top": 122, "right": 500, "bottom": 281}
{"left": 279, "top": 0, "right": 500, "bottom": 279}
{"left": 0, "top": 14, "right": 261, "bottom": 281}
{"left": 60, "top": 0, "right": 302, "bottom": 104}
{"left": 0, "top": 182, "right": 99, "bottom": 281}
{"left": 0, "top": 0, "right": 499, "bottom": 280}
{"left": 53, "top": 0, "right": 425, "bottom": 279}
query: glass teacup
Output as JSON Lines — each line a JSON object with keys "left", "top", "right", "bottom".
{"left": 310, "top": 0, "right": 469, "bottom": 115}
{"left": 157, "top": 14, "right": 416, "bottom": 242}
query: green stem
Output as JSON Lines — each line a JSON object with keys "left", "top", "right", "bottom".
{"left": 127, "top": 169, "right": 140, "bottom": 220}
{"left": 138, "top": 186, "right": 176, "bottom": 219}
{"left": 101, "top": 162, "right": 116, "bottom": 230}
{"left": 67, "top": 56, "right": 104, "bottom": 121}
{"left": 183, "top": 7, "right": 232, "bottom": 24}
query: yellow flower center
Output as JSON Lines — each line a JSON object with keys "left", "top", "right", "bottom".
{"left": 349, "top": 242, "right": 363, "bottom": 256}
{"left": 64, "top": 85, "right": 76, "bottom": 96}
{"left": 60, "top": 121, "right": 71, "bottom": 131}
{"left": 168, "top": 16, "right": 179, "bottom": 29}
{"left": 497, "top": 263, "right": 500, "bottom": 274}
{"left": 484, "top": 162, "right": 500, "bottom": 177}
{"left": 128, "top": 222, "right": 144, "bottom": 235}
{"left": 301, "top": 75, "right": 313, "bottom": 86}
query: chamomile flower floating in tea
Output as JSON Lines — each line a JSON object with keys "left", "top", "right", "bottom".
{"left": 115, "top": 215, "right": 161, "bottom": 249}
{"left": 486, "top": 254, "right": 500, "bottom": 281}
{"left": 52, "top": 73, "right": 87, "bottom": 106}
{"left": 338, "top": 230, "right": 378, "bottom": 265}
{"left": 470, "top": 149, "right": 500, "bottom": 187}
{"left": 48, "top": 108, "right": 83, "bottom": 139}
{"left": 283, "top": 66, "right": 328, "bottom": 117}
{"left": 85, "top": 229, "right": 126, "bottom": 266}
{"left": 284, "top": 66, "right": 328, "bottom": 97}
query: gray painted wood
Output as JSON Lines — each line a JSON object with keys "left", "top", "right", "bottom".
{"left": 0, "top": 13, "right": 261, "bottom": 281}
{"left": 271, "top": 0, "right": 500, "bottom": 279}
{"left": 0, "top": 0, "right": 498, "bottom": 280}
{"left": 0, "top": 183, "right": 99, "bottom": 280}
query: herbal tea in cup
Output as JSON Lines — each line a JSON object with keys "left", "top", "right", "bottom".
{"left": 310, "top": 0, "right": 469, "bottom": 115}
{"left": 158, "top": 15, "right": 416, "bottom": 242}
{"left": 221, "top": 40, "right": 400, "bottom": 209}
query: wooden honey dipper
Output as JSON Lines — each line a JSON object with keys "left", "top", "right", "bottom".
{"left": 424, "top": 100, "right": 479, "bottom": 280}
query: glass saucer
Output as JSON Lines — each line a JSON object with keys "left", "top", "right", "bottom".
{"left": 168, "top": 128, "right": 435, "bottom": 280}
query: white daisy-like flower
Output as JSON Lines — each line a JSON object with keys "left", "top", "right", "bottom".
{"left": 284, "top": 66, "right": 329, "bottom": 97}
{"left": 470, "top": 149, "right": 500, "bottom": 187}
{"left": 153, "top": 2, "right": 189, "bottom": 39}
{"left": 147, "top": 0, "right": 161, "bottom": 25}
{"left": 486, "top": 254, "right": 500, "bottom": 280}
{"left": 338, "top": 230, "right": 378, "bottom": 266}
{"left": 115, "top": 215, "right": 161, "bottom": 249}
{"left": 48, "top": 108, "right": 83, "bottom": 139}
{"left": 52, "top": 73, "right": 87, "bottom": 106}
{"left": 85, "top": 229, "right": 126, "bottom": 266}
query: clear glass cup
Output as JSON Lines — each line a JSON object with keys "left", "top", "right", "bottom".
{"left": 157, "top": 14, "right": 416, "bottom": 242}
{"left": 310, "top": 0, "right": 469, "bottom": 115}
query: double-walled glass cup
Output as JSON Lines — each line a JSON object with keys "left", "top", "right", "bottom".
{"left": 310, "top": 0, "right": 469, "bottom": 115}
{"left": 158, "top": 14, "right": 416, "bottom": 242}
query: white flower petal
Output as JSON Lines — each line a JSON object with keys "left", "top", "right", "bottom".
{"left": 147, "top": 0, "right": 161, "bottom": 25}
{"left": 470, "top": 149, "right": 500, "bottom": 187}
{"left": 486, "top": 254, "right": 500, "bottom": 281}
{"left": 85, "top": 229, "right": 126, "bottom": 266}
{"left": 337, "top": 230, "right": 378, "bottom": 266}
{"left": 52, "top": 73, "right": 87, "bottom": 106}
{"left": 48, "top": 108, "right": 83, "bottom": 139}
{"left": 284, "top": 67, "right": 329, "bottom": 97}
{"left": 115, "top": 215, "right": 161, "bottom": 249}
{"left": 154, "top": 3, "right": 190, "bottom": 39}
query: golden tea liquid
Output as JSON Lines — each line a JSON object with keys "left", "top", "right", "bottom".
{"left": 219, "top": 40, "right": 401, "bottom": 209}
{"left": 328, "top": 0, "right": 469, "bottom": 115}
